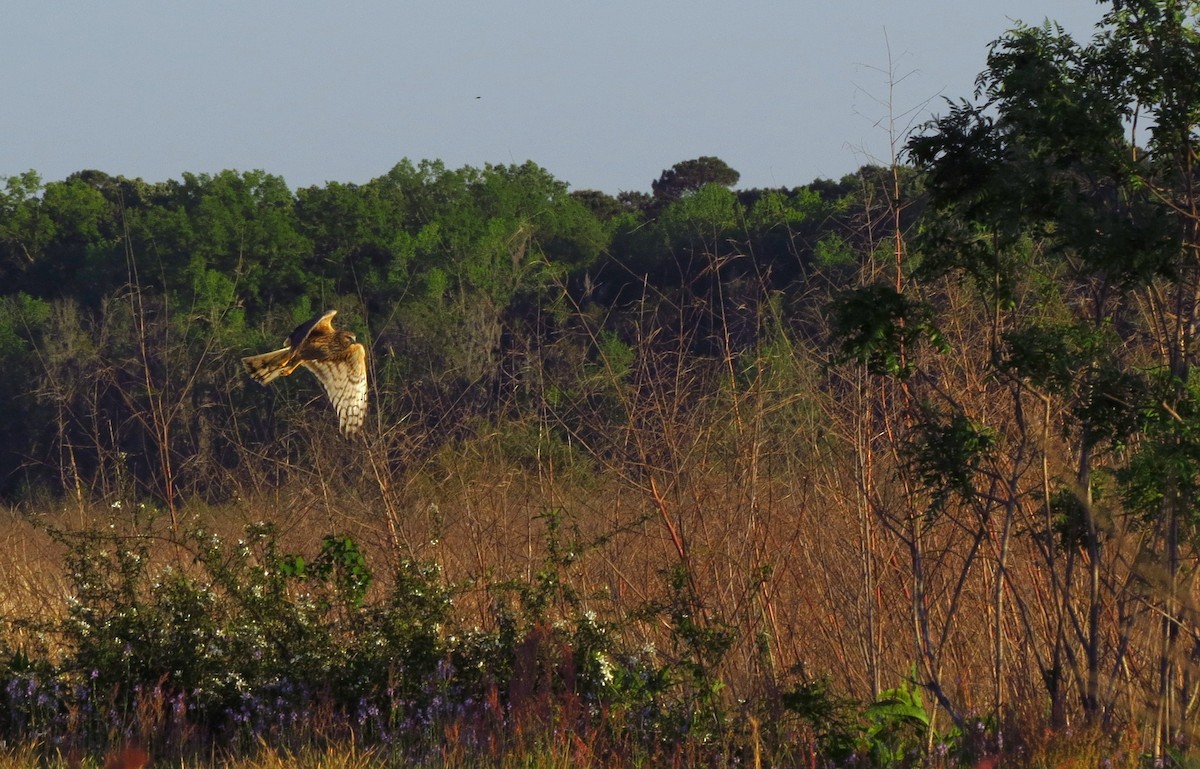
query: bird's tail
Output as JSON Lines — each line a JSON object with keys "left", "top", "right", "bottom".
{"left": 242, "top": 347, "right": 296, "bottom": 385}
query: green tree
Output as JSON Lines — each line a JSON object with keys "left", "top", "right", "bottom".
{"left": 0, "top": 294, "right": 52, "bottom": 498}
{"left": 651, "top": 156, "right": 740, "bottom": 204}
{"left": 0, "top": 171, "right": 50, "bottom": 287}
{"left": 295, "top": 178, "right": 415, "bottom": 309}
{"left": 140, "top": 169, "right": 314, "bottom": 312}
{"left": 0, "top": 172, "right": 131, "bottom": 303}
{"left": 905, "top": 2, "right": 1200, "bottom": 751}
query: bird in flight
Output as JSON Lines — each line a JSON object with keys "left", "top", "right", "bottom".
{"left": 242, "top": 309, "right": 368, "bottom": 437}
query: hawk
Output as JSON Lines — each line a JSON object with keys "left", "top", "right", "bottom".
{"left": 242, "top": 309, "right": 368, "bottom": 437}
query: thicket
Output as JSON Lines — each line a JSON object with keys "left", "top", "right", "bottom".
{"left": 2, "top": 2, "right": 1200, "bottom": 766}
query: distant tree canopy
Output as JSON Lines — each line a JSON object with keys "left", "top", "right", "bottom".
{"left": 651, "top": 156, "right": 741, "bottom": 203}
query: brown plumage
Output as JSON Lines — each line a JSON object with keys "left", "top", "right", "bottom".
{"left": 242, "top": 309, "right": 368, "bottom": 437}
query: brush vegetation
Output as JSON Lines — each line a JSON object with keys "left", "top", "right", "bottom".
{"left": 1, "top": 3, "right": 1199, "bottom": 766}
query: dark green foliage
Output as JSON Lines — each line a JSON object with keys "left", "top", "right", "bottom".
{"left": 277, "top": 534, "right": 374, "bottom": 609}
{"left": 1001, "top": 323, "right": 1090, "bottom": 395}
{"left": 908, "top": 20, "right": 1176, "bottom": 297}
{"left": 0, "top": 294, "right": 52, "bottom": 495}
{"left": 829, "top": 284, "right": 948, "bottom": 378}
{"left": 1075, "top": 363, "right": 1147, "bottom": 451}
{"left": 1003, "top": 322, "right": 1146, "bottom": 451}
{"left": 782, "top": 673, "right": 945, "bottom": 768}
{"left": 46, "top": 522, "right": 455, "bottom": 741}
{"left": 906, "top": 411, "right": 997, "bottom": 515}
{"left": 1049, "top": 488, "right": 1092, "bottom": 550}
{"left": 1119, "top": 371, "right": 1200, "bottom": 530}
{"left": 781, "top": 676, "right": 860, "bottom": 762}
{"left": 141, "top": 169, "right": 317, "bottom": 310}
{"left": 651, "top": 156, "right": 740, "bottom": 204}
{"left": 863, "top": 677, "right": 932, "bottom": 769}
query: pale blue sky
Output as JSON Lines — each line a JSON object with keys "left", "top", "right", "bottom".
{"left": 3, "top": 2, "right": 1103, "bottom": 194}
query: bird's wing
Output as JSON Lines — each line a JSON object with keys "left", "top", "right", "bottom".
{"left": 301, "top": 343, "right": 368, "bottom": 437}
{"left": 288, "top": 309, "right": 338, "bottom": 349}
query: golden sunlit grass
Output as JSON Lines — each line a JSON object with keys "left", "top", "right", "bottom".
{"left": 0, "top": 741, "right": 631, "bottom": 769}
{"left": 0, "top": 434, "right": 1155, "bottom": 766}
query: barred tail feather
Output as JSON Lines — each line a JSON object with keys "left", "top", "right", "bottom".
{"left": 242, "top": 347, "right": 295, "bottom": 385}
